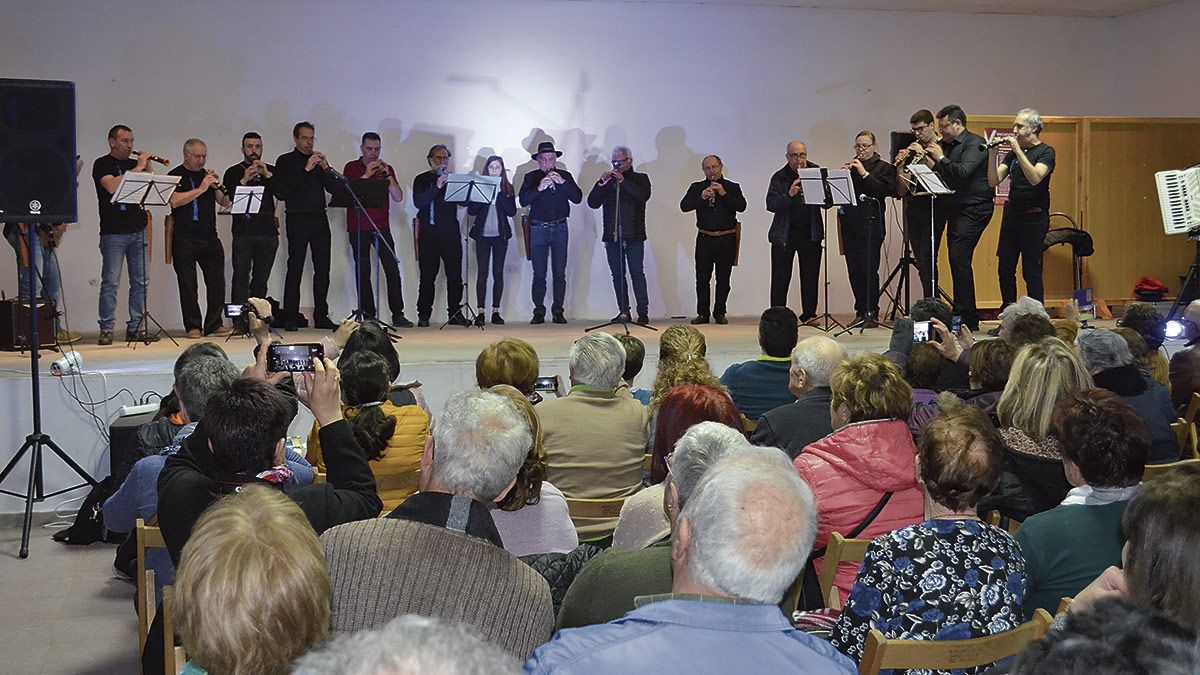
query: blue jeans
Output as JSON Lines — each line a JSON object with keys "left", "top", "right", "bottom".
{"left": 98, "top": 231, "right": 147, "bottom": 333}
{"left": 530, "top": 223, "right": 568, "bottom": 316}
{"left": 4, "top": 226, "right": 62, "bottom": 321}
{"left": 604, "top": 239, "right": 648, "bottom": 316}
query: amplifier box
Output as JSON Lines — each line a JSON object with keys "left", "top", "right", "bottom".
{"left": 0, "top": 298, "right": 56, "bottom": 350}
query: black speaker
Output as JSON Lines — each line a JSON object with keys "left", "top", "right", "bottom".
{"left": 890, "top": 130, "right": 917, "bottom": 164}
{"left": 0, "top": 78, "right": 77, "bottom": 224}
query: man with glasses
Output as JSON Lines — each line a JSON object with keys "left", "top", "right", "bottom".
{"left": 840, "top": 131, "right": 896, "bottom": 328}
{"left": 412, "top": 144, "right": 468, "bottom": 327}
{"left": 588, "top": 146, "right": 653, "bottom": 325}
{"left": 896, "top": 109, "right": 945, "bottom": 300}
{"left": 989, "top": 108, "right": 1055, "bottom": 308}
{"left": 766, "top": 141, "right": 825, "bottom": 324}
{"left": 927, "top": 104, "right": 992, "bottom": 332}
{"left": 167, "top": 138, "right": 232, "bottom": 339}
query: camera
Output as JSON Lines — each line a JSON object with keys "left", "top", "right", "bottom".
{"left": 267, "top": 343, "right": 324, "bottom": 372}
{"left": 224, "top": 303, "right": 255, "bottom": 332}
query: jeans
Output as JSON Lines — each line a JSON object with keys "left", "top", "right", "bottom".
{"left": 98, "top": 231, "right": 147, "bottom": 334}
{"left": 4, "top": 225, "right": 63, "bottom": 330}
{"left": 171, "top": 236, "right": 226, "bottom": 334}
{"left": 350, "top": 228, "right": 405, "bottom": 321}
{"left": 604, "top": 239, "right": 648, "bottom": 316}
{"left": 475, "top": 236, "right": 508, "bottom": 309}
{"left": 530, "top": 222, "right": 568, "bottom": 317}
{"left": 231, "top": 233, "right": 278, "bottom": 304}
{"left": 997, "top": 208, "right": 1050, "bottom": 304}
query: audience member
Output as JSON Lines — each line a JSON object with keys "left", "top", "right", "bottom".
{"left": 831, "top": 406, "right": 1026, "bottom": 673}
{"left": 174, "top": 485, "right": 330, "bottom": 675}
{"left": 997, "top": 295, "right": 1051, "bottom": 339}
{"left": 909, "top": 337, "right": 1017, "bottom": 437}
{"left": 488, "top": 385, "right": 578, "bottom": 557}
{"left": 615, "top": 333, "right": 651, "bottom": 404}
{"left": 1118, "top": 302, "right": 1169, "bottom": 387}
{"left": 979, "top": 338, "right": 1093, "bottom": 522}
{"left": 1077, "top": 329, "right": 1178, "bottom": 464}
{"left": 527, "top": 448, "right": 855, "bottom": 673}
{"left": 558, "top": 422, "right": 752, "bottom": 628}
{"left": 476, "top": 337, "right": 540, "bottom": 396}
{"left": 321, "top": 390, "right": 554, "bottom": 658}
{"left": 905, "top": 341, "right": 944, "bottom": 402}
{"left": 887, "top": 298, "right": 970, "bottom": 390}
{"left": 1052, "top": 316, "right": 1080, "bottom": 345}
{"left": 1168, "top": 299, "right": 1200, "bottom": 413}
{"left": 537, "top": 332, "right": 649, "bottom": 540}
{"left": 646, "top": 325, "right": 725, "bottom": 412}
{"left": 129, "top": 343, "right": 228, "bottom": 464}
{"left": 794, "top": 353, "right": 924, "bottom": 605}
{"left": 1017, "top": 389, "right": 1148, "bottom": 618}
{"left": 1008, "top": 313, "right": 1057, "bottom": 348}
{"left": 294, "top": 614, "right": 519, "bottom": 675}
{"left": 751, "top": 336, "right": 846, "bottom": 458}
{"left": 339, "top": 321, "right": 426, "bottom": 409}
{"left": 719, "top": 306, "right": 799, "bottom": 419}
{"left": 612, "top": 384, "right": 743, "bottom": 550}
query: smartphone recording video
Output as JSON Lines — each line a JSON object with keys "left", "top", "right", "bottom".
{"left": 267, "top": 343, "right": 323, "bottom": 372}
{"left": 912, "top": 321, "right": 932, "bottom": 343}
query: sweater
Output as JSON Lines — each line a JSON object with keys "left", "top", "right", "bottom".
{"left": 719, "top": 356, "right": 795, "bottom": 420}
{"left": 611, "top": 482, "right": 670, "bottom": 551}
{"left": 492, "top": 482, "right": 580, "bottom": 557}
{"left": 555, "top": 539, "right": 673, "bottom": 630}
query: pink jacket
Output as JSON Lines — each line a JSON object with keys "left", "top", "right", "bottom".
{"left": 795, "top": 419, "right": 925, "bottom": 603}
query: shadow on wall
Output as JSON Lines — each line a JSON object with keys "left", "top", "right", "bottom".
{"left": 639, "top": 126, "right": 705, "bottom": 317}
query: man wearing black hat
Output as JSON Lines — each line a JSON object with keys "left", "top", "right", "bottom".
{"left": 519, "top": 141, "right": 582, "bottom": 324}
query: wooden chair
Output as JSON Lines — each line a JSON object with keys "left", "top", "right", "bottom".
{"left": 818, "top": 532, "right": 872, "bottom": 611}
{"left": 740, "top": 414, "right": 758, "bottom": 434}
{"left": 565, "top": 496, "right": 627, "bottom": 521}
{"left": 986, "top": 510, "right": 1022, "bottom": 534}
{"left": 136, "top": 518, "right": 167, "bottom": 656}
{"left": 1171, "top": 419, "right": 1198, "bottom": 460}
{"left": 1143, "top": 457, "right": 1200, "bottom": 480}
{"left": 312, "top": 471, "right": 327, "bottom": 485}
{"left": 161, "top": 585, "right": 187, "bottom": 674}
{"left": 642, "top": 453, "right": 653, "bottom": 474}
{"left": 1056, "top": 596, "right": 1073, "bottom": 615}
{"left": 859, "top": 608, "right": 1053, "bottom": 675}
{"left": 1184, "top": 392, "right": 1200, "bottom": 426}
{"left": 375, "top": 470, "right": 421, "bottom": 494}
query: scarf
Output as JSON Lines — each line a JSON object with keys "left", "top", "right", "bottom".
{"left": 1060, "top": 483, "right": 1139, "bottom": 506}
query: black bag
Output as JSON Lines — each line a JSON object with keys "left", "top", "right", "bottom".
{"left": 51, "top": 475, "right": 124, "bottom": 545}
{"left": 797, "top": 491, "right": 894, "bottom": 610}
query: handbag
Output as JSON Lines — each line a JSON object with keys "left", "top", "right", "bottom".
{"left": 797, "top": 491, "right": 894, "bottom": 610}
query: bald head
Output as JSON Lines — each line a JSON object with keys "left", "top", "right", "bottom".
{"left": 790, "top": 336, "right": 846, "bottom": 396}
{"left": 786, "top": 141, "right": 808, "bottom": 171}
{"left": 1184, "top": 301, "right": 1200, "bottom": 339}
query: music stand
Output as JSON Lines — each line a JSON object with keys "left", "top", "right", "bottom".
{"left": 442, "top": 173, "right": 500, "bottom": 329}
{"left": 798, "top": 167, "right": 855, "bottom": 333}
{"left": 112, "top": 172, "right": 180, "bottom": 347}
{"left": 908, "top": 164, "right": 956, "bottom": 307}
{"left": 330, "top": 178, "right": 398, "bottom": 327}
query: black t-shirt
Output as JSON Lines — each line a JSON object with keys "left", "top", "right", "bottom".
{"left": 1005, "top": 143, "right": 1055, "bottom": 211}
{"left": 168, "top": 167, "right": 219, "bottom": 240}
{"left": 222, "top": 161, "right": 278, "bottom": 237}
{"left": 92, "top": 154, "right": 147, "bottom": 235}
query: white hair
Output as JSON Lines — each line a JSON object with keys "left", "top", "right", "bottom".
{"left": 1077, "top": 329, "right": 1134, "bottom": 371}
{"left": 568, "top": 332, "right": 626, "bottom": 389}
{"left": 293, "top": 614, "right": 518, "bottom": 675}
{"left": 430, "top": 391, "right": 531, "bottom": 502}
{"left": 791, "top": 336, "right": 847, "bottom": 387}
{"left": 681, "top": 447, "right": 817, "bottom": 604}
{"left": 668, "top": 421, "right": 751, "bottom": 508}
{"left": 999, "top": 296, "right": 1051, "bottom": 333}
{"left": 612, "top": 145, "right": 632, "bottom": 161}
{"left": 1018, "top": 108, "right": 1043, "bottom": 133}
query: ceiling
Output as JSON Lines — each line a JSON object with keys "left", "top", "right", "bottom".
{"left": 592, "top": 0, "right": 1184, "bottom": 18}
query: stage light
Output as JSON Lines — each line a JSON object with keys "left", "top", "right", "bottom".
{"left": 50, "top": 350, "right": 82, "bottom": 376}
{"left": 1165, "top": 320, "right": 1186, "bottom": 340}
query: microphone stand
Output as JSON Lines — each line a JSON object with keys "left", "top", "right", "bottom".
{"left": 587, "top": 171, "right": 657, "bottom": 335}
{"left": 331, "top": 168, "right": 401, "bottom": 335}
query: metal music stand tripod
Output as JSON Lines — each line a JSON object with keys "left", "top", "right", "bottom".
{"left": 112, "top": 171, "right": 180, "bottom": 347}
{"left": 798, "top": 167, "right": 854, "bottom": 333}
{"left": 443, "top": 173, "right": 501, "bottom": 330}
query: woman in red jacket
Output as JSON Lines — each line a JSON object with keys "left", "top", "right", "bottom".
{"left": 795, "top": 353, "right": 925, "bottom": 604}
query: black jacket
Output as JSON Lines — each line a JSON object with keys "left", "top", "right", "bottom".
{"left": 766, "top": 163, "right": 825, "bottom": 246}
{"left": 586, "top": 169, "right": 652, "bottom": 242}
{"left": 680, "top": 178, "right": 747, "bottom": 232}
{"left": 1093, "top": 365, "right": 1180, "bottom": 464}
{"left": 467, "top": 190, "right": 518, "bottom": 240}
{"left": 750, "top": 386, "right": 832, "bottom": 459}
{"left": 273, "top": 148, "right": 339, "bottom": 213}
{"left": 519, "top": 168, "right": 583, "bottom": 223}
{"left": 934, "top": 130, "right": 992, "bottom": 208}
{"left": 412, "top": 169, "right": 461, "bottom": 238}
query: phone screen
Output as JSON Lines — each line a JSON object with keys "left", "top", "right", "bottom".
{"left": 534, "top": 375, "right": 559, "bottom": 392}
{"left": 267, "top": 343, "right": 323, "bottom": 372}
{"left": 912, "top": 321, "right": 932, "bottom": 343}
{"left": 951, "top": 315, "right": 963, "bottom": 334}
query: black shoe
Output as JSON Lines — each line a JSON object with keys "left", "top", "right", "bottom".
{"left": 862, "top": 313, "right": 879, "bottom": 329}
{"left": 126, "top": 331, "right": 161, "bottom": 343}
{"left": 552, "top": 313, "right": 568, "bottom": 324}
{"left": 473, "top": 313, "right": 485, "bottom": 327}
{"left": 612, "top": 312, "right": 632, "bottom": 323}
{"left": 636, "top": 314, "right": 649, "bottom": 326}
{"left": 417, "top": 318, "right": 430, "bottom": 328}
{"left": 313, "top": 316, "right": 337, "bottom": 330}
{"left": 714, "top": 314, "right": 729, "bottom": 325}
{"left": 392, "top": 313, "right": 414, "bottom": 329}
{"left": 97, "top": 331, "right": 113, "bottom": 346}
{"left": 531, "top": 315, "right": 545, "bottom": 325}
{"left": 491, "top": 312, "right": 505, "bottom": 325}
{"left": 691, "top": 315, "right": 710, "bottom": 325}
{"left": 282, "top": 320, "right": 299, "bottom": 332}
{"left": 448, "top": 315, "right": 471, "bottom": 327}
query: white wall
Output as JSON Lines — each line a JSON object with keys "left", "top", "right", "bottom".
{"left": 1109, "top": 0, "right": 1200, "bottom": 116}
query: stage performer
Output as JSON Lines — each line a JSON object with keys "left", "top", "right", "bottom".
{"left": 168, "top": 138, "right": 232, "bottom": 338}
{"left": 412, "top": 144, "right": 468, "bottom": 327}
{"left": 928, "top": 105, "right": 993, "bottom": 332}
{"left": 766, "top": 140, "right": 825, "bottom": 325}
{"left": 840, "top": 131, "right": 897, "bottom": 328}
{"left": 989, "top": 108, "right": 1055, "bottom": 307}
{"left": 222, "top": 132, "right": 278, "bottom": 306}
{"left": 519, "top": 140, "right": 582, "bottom": 325}
{"left": 680, "top": 154, "right": 746, "bottom": 325}
{"left": 895, "top": 109, "right": 945, "bottom": 299}
{"left": 92, "top": 124, "right": 160, "bottom": 345}
{"left": 587, "top": 146, "right": 653, "bottom": 325}
{"left": 343, "top": 132, "right": 412, "bottom": 328}
{"left": 274, "top": 121, "right": 340, "bottom": 331}
{"left": 466, "top": 155, "right": 517, "bottom": 326}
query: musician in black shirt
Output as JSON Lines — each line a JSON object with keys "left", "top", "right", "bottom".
{"left": 587, "top": 146, "right": 653, "bottom": 325}
{"left": 412, "top": 144, "right": 468, "bottom": 327}
{"left": 896, "top": 109, "right": 947, "bottom": 299}
{"left": 766, "top": 141, "right": 825, "bottom": 323}
{"left": 221, "top": 132, "right": 278, "bottom": 305}
{"left": 928, "top": 105, "right": 994, "bottom": 331}
{"left": 841, "top": 132, "right": 897, "bottom": 328}
{"left": 681, "top": 155, "right": 746, "bottom": 324}
{"left": 989, "top": 108, "right": 1056, "bottom": 306}
{"left": 518, "top": 140, "right": 582, "bottom": 324}
{"left": 168, "top": 139, "right": 232, "bottom": 338}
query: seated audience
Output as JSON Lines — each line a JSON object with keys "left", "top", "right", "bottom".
{"left": 339, "top": 321, "right": 426, "bottom": 409}
{"left": 885, "top": 299, "right": 970, "bottom": 391}
{"left": 174, "top": 485, "right": 330, "bottom": 675}
{"left": 488, "top": 385, "right": 578, "bottom": 557}
{"left": 615, "top": 333, "right": 651, "bottom": 404}
{"left": 1008, "top": 313, "right": 1057, "bottom": 348}
{"left": 830, "top": 406, "right": 1026, "bottom": 673}
{"left": 558, "top": 422, "right": 752, "bottom": 628}
{"left": 905, "top": 341, "right": 944, "bottom": 403}
{"left": 1118, "top": 301, "right": 1170, "bottom": 387}
{"left": 128, "top": 343, "right": 227, "bottom": 464}
{"left": 719, "top": 306, "right": 799, "bottom": 419}
{"left": 979, "top": 338, "right": 1093, "bottom": 522}
{"left": 997, "top": 295, "right": 1051, "bottom": 339}
{"left": 751, "top": 335, "right": 846, "bottom": 458}
{"left": 537, "top": 332, "right": 649, "bottom": 540}
{"left": 613, "top": 386, "right": 743, "bottom": 550}
{"left": 646, "top": 324, "right": 725, "bottom": 412}
{"left": 320, "top": 391, "right": 553, "bottom": 658}
{"left": 1017, "top": 389, "right": 1148, "bottom": 618}
{"left": 294, "top": 614, "right": 519, "bottom": 675}
{"left": 795, "top": 353, "right": 925, "bottom": 605}
{"left": 1077, "top": 329, "right": 1177, "bottom": 464}
{"left": 526, "top": 448, "right": 855, "bottom": 673}
{"left": 909, "top": 337, "right": 1017, "bottom": 437}
{"left": 476, "top": 337, "right": 540, "bottom": 397}
{"left": 1168, "top": 299, "right": 1200, "bottom": 413}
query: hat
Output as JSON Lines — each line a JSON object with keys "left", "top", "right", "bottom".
{"left": 531, "top": 141, "right": 562, "bottom": 159}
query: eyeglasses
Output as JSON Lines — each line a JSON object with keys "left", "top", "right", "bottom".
{"left": 911, "top": 124, "right": 930, "bottom": 133}
{"left": 853, "top": 142, "right": 874, "bottom": 149}
{"left": 786, "top": 152, "right": 807, "bottom": 159}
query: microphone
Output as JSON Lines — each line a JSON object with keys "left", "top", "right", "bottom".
{"left": 326, "top": 165, "right": 346, "bottom": 182}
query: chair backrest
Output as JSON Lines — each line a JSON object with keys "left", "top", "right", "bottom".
{"left": 740, "top": 414, "right": 758, "bottom": 433}
{"left": 818, "top": 532, "right": 872, "bottom": 611}
{"left": 859, "top": 608, "right": 1053, "bottom": 675}
{"left": 1185, "top": 392, "right": 1200, "bottom": 426}
{"left": 376, "top": 470, "right": 421, "bottom": 494}
{"left": 1056, "top": 596, "right": 1073, "bottom": 615}
{"left": 136, "top": 518, "right": 167, "bottom": 656}
{"left": 1143, "top": 457, "right": 1200, "bottom": 481}
{"left": 985, "top": 510, "right": 1023, "bottom": 535}
{"left": 565, "top": 496, "right": 627, "bottom": 521}
{"left": 642, "top": 453, "right": 653, "bottom": 474}
{"left": 1171, "top": 419, "right": 1198, "bottom": 460}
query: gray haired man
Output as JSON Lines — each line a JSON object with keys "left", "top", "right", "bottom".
{"left": 751, "top": 336, "right": 847, "bottom": 458}
{"left": 587, "top": 146, "right": 653, "bottom": 324}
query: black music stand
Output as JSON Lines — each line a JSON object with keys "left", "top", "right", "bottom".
{"left": 907, "top": 164, "right": 956, "bottom": 308}
{"left": 112, "top": 171, "right": 180, "bottom": 347}
{"left": 443, "top": 173, "right": 500, "bottom": 330}
{"left": 798, "top": 167, "right": 855, "bottom": 333}
{"left": 330, "top": 178, "right": 397, "bottom": 328}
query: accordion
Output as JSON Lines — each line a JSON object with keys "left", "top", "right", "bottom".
{"left": 1155, "top": 167, "right": 1200, "bottom": 235}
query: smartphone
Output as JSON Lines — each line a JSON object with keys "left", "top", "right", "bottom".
{"left": 912, "top": 320, "right": 932, "bottom": 343}
{"left": 223, "top": 303, "right": 247, "bottom": 318}
{"left": 534, "top": 375, "right": 560, "bottom": 392}
{"left": 267, "top": 343, "right": 324, "bottom": 372}
{"left": 951, "top": 315, "right": 963, "bottom": 334}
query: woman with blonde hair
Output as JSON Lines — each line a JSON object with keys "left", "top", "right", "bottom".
{"left": 175, "top": 485, "right": 330, "bottom": 675}
{"left": 980, "top": 337, "right": 1094, "bottom": 522}
{"left": 647, "top": 325, "right": 725, "bottom": 412}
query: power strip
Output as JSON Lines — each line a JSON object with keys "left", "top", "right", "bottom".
{"left": 117, "top": 402, "right": 159, "bottom": 417}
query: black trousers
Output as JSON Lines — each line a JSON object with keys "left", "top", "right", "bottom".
{"left": 230, "top": 233, "right": 277, "bottom": 304}
{"left": 906, "top": 198, "right": 947, "bottom": 300}
{"left": 171, "top": 236, "right": 225, "bottom": 334}
{"left": 350, "top": 227, "right": 405, "bottom": 322}
{"left": 475, "top": 235, "right": 507, "bottom": 309}
{"left": 770, "top": 234, "right": 822, "bottom": 317}
{"left": 695, "top": 232, "right": 736, "bottom": 317}
{"left": 997, "top": 207, "right": 1050, "bottom": 304}
{"left": 842, "top": 205, "right": 885, "bottom": 316}
{"left": 283, "top": 211, "right": 331, "bottom": 320}
{"left": 946, "top": 201, "right": 995, "bottom": 327}
{"left": 417, "top": 233, "right": 463, "bottom": 319}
